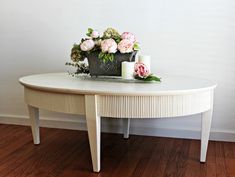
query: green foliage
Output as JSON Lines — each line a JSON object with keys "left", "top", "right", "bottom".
{"left": 98, "top": 52, "right": 114, "bottom": 63}
{"left": 65, "top": 62, "right": 78, "bottom": 67}
{"left": 86, "top": 28, "right": 93, "bottom": 37}
{"left": 113, "top": 36, "right": 121, "bottom": 43}
{"left": 88, "top": 28, "right": 93, "bottom": 33}
{"left": 103, "top": 27, "right": 121, "bottom": 43}
{"left": 66, "top": 62, "right": 89, "bottom": 75}
{"left": 135, "top": 74, "right": 161, "bottom": 82}
{"left": 73, "top": 43, "right": 80, "bottom": 49}
{"left": 133, "top": 42, "right": 140, "bottom": 51}
{"left": 70, "top": 43, "right": 85, "bottom": 62}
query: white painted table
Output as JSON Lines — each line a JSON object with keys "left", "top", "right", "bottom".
{"left": 19, "top": 73, "right": 217, "bottom": 172}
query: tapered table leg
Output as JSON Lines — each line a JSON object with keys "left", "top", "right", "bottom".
{"left": 123, "top": 118, "right": 130, "bottom": 139}
{"left": 200, "top": 109, "right": 213, "bottom": 162}
{"left": 85, "top": 95, "right": 101, "bottom": 172}
{"left": 28, "top": 105, "right": 40, "bottom": 144}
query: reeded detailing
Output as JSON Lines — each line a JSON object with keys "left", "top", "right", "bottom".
{"left": 99, "top": 91, "right": 212, "bottom": 118}
{"left": 25, "top": 87, "right": 85, "bottom": 115}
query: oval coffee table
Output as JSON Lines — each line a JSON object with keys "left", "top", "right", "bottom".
{"left": 19, "top": 73, "right": 217, "bottom": 172}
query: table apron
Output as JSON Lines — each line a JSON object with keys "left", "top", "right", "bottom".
{"left": 98, "top": 90, "right": 213, "bottom": 118}
{"left": 24, "top": 87, "right": 86, "bottom": 115}
{"left": 24, "top": 87, "right": 213, "bottom": 118}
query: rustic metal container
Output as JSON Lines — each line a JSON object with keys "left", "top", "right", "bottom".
{"left": 86, "top": 51, "right": 137, "bottom": 77}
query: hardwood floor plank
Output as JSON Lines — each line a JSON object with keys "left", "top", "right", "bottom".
{"left": 111, "top": 136, "right": 155, "bottom": 177}
{"left": 0, "top": 128, "right": 66, "bottom": 177}
{"left": 223, "top": 142, "right": 235, "bottom": 177}
{"left": 11, "top": 130, "right": 86, "bottom": 177}
{"left": 215, "top": 142, "right": 228, "bottom": 177}
{"left": 47, "top": 133, "right": 91, "bottom": 176}
{"left": 0, "top": 127, "right": 52, "bottom": 169}
{"left": 140, "top": 137, "right": 174, "bottom": 177}
{"left": 184, "top": 140, "right": 201, "bottom": 177}
{"left": 223, "top": 142, "right": 235, "bottom": 158}
{"left": 98, "top": 133, "right": 134, "bottom": 177}
{"left": 162, "top": 139, "right": 190, "bottom": 177}
{"left": 0, "top": 125, "right": 32, "bottom": 158}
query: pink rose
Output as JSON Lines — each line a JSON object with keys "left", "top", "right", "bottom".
{"left": 80, "top": 39, "right": 95, "bottom": 51}
{"left": 118, "top": 39, "right": 134, "bottom": 53}
{"left": 101, "top": 39, "right": 117, "bottom": 53}
{"left": 91, "top": 30, "right": 100, "bottom": 38}
{"left": 121, "top": 32, "right": 136, "bottom": 43}
{"left": 134, "top": 62, "right": 150, "bottom": 78}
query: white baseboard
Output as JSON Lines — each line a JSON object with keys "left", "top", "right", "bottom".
{"left": 0, "top": 114, "right": 235, "bottom": 142}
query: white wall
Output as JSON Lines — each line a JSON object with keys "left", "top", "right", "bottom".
{"left": 1, "top": 0, "right": 235, "bottom": 140}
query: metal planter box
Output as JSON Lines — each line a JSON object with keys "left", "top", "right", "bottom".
{"left": 86, "top": 51, "right": 137, "bottom": 77}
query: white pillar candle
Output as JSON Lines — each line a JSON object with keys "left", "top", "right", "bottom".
{"left": 121, "top": 62, "right": 135, "bottom": 80}
{"left": 138, "top": 55, "right": 151, "bottom": 72}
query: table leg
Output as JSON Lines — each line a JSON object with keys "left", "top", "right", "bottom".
{"left": 123, "top": 118, "right": 130, "bottom": 139}
{"left": 28, "top": 105, "right": 40, "bottom": 144}
{"left": 200, "top": 109, "right": 213, "bottom": 162}
{"left": 85, "top": 95, "right": 101, "bottom": 172}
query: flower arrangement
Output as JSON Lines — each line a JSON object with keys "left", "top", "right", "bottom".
{"left": 69, "top": 28, "right": 140, "bottom": 63}
{"left": 66, "top": 27, "right": 161, "bottom": 82}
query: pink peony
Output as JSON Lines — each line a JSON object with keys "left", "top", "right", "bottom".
{"left": 134, "top": 62, "right": 150, "bottom": 78}
{"left": 80, "top": 39, "right": 95, "bottom": 51}
{"left": 118, "top": 39, "right": 134, "bottom": 53}
{"left": 91, "top": 30, "right": 100, "bottom": 38}
{"left": 101, "top": 39, "right": 117, "bottom": 53}
{"left": 121, "top": 32, "right": 136, "bottom": 42}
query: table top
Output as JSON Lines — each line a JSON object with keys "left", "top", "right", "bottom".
{"left": 19, "top": 73, "right": 217, "bottom": 96}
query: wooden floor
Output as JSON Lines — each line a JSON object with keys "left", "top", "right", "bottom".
{"left": 0, "top": 124, "right": 235, "bottom": 177}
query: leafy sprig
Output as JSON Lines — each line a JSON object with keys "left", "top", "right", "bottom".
{"left": 86, "top": 28, "right": 93, "bottom": 37}
{"left": 102, "top": 28, "right": 121, "bottom": 43}
{"left": 66, "top": 62, "right": 89, "bottom": 74}
{"left": 133, "top": 42, "right": 140, "bottom": 51}
{"left": 70, "top": 44, "right": 86, "bottom": 62}
{"left": 135, "top": 74, "right": 161, "bottom": 82}
{"left": 98, "top": 52, "right": 114, "bottom": 63}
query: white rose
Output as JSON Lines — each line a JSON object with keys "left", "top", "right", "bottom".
{"left": 117, "top": 39, "right": 134, "bottom": 53}
{"left": 80, "top": 39, "right": 95, "bottom": 51}
{"left": 121, "top": 32, "right": 136, "bottom": 43}
{"left": 101, "top": 39, "right": 117, "bottom": 53}
{"left": 91, "top": 30, "right": 100, "bottom": 38}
